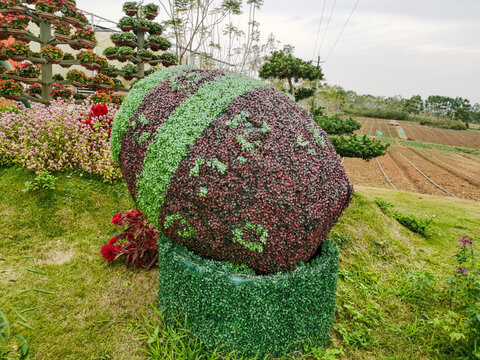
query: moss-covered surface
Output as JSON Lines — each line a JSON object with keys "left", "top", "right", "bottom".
{"left": 157, "top": 236, "right": 339, "bottom": 357}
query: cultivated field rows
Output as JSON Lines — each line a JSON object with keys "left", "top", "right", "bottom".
{"left": 343, "top": 145, "right": 480, "bottom": 202}
{"left": 355, "top": 117, "right": 480, "bottom": 149}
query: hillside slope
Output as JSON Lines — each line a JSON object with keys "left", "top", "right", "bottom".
{"left": 0, "top": 167, "right": 478, "bottom": 359}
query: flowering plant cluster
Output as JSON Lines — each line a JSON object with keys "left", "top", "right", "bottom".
{"left": 53, "top": 19, "right": 71, "bottom": 35}
{"left": 0, "top": 78, "right": 23, "bottom": 97}
{"left": 100, "top": 209, "right": 159, "bottom": 269}
{"left": 50, "top": 82, "right": 73, "bottom": 100}
{"left": 444, "top": 235, "right": 479, "bottom": 358}
{"left": 16, "top": 62, "right": 40, "bottom": 78}
{"left": 41, "top": 45, "right": 63, "bottom": 62}
{"left": 0, "top": 14, "right": 32, "bottom": 29}
{"left": 0, "top": 0, "right": 21, "bottom": 8}
{"left": 89, "top": 90, "right": 112, "bottom": 104}
{"left": 27, "top": 82, "right": 42, "bottom": 96}
{"left": 73, "top": 27, "right": 96, "bottom": 43}
{"left": 92, "top": 73, "right": 114, "bottom": 87}
{"left": 35, "top": 0, "right": 58, "bottom": 13}
{"left": 0, "top": 99, "right": 121, "bottom": 181}
{"left": 112, "top": 67, "right": 353, "bottom": 273}
{"left": 76, "top": 50, "right": 95, "bottom": 64}
{"left": 5, "top": 41, "right": 31, "bottom": 57}
{"left": 66, "top": 69, "right": 88, "bottom": 84}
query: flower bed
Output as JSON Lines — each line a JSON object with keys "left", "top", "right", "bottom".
{"left": 0, "top": 99, "right": 121, "bottom": 182}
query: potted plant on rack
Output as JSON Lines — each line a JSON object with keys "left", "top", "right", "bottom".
{"left": 118, "top": 32, "right": 136, "bottom": 47}
{"left": 158, "top": 52, "right": 177, "bottom": 67}
{"left": 72, "top": 27, "right": 96, "bottom": 49}
{"left": 74, "top": 11, "right": 88, "bottom": 28}
{"left": 41, "top": 44, "right": 63, "bottom": 63}
{"left": 122, "top": 1, "right": 138, "bottom": 16}
{"left": 52, "top": 73, "right": 64, "bottom": 81}
{"left": 0, "top": 0, "right": 22, "bottom": 12}
{"left": 27, "top": 82, "right": 42, "bottom": 97}
{"left": 93, "top": 54, "right": 108, "bottom": 71}
{"left": 143, "top": 3, "right": 158, "bottom": 20}
{"left": 89, "top": 89, "right": 113, "bottom": 104}
{"left": 0, "top": 45, "right": 6, "bottom": 60}
{"left": 0, "top": 13, "right": 32, "bottom": 39}
{"left": 51, "top": 82, "right": 73, "bottom": 100}
{"left": 100, "top": 65, "right": 119, "bottom": 78}
{"left": 110, "top": 33, "right": 121, "bottom": 45}
{"left": 6, "top": 41, "right": 31, "bottom": 61}
{"left": 35, "top": 0, "right": 58, "bottom": 20}
{"left": 117, "top": 46, "right": 133, "bottom": 62}
{"left": 0, "top": 78, "right": 23, "bottom": 99}
{"left": 61, "top": 6, "right": 79, "bottom": 26}
{"left": 138, "top": 48, "right": 153, "bottom": 62}
{"left": 16, "top": 62, "right": 40, "bottom": 83}
{"left": 53, "top": 18, "right": 71, "bottom": 42}
{"left": 121, "top": 63, "right": 137, "bottom": 81}
{"left": 76, "top": 50, "right": 96, "bottom": 69}
{"left": 148, "top": 22, "right": 163, "bottom": 35}
{"left": 118, "top": 16, "right": 134, "bottom": 32}
{"left": 147, "top": 35, "right": 169, "bottom": 51}
{"left": 29, "top": 50, "right": 43, "bottom": 63}
{"left": 103, "top": 47, "right": 117, "bottom": 60}
{"left": 66, "top": 68, "right": 88, "bottom": 87}
{"left": 92, "top": 73, "right": 114, "bottom": 90}
{"left": 134, "top": 17, "right": 150, "bottom": 32}
{"left": 60, "top": 52, "right": 74, "bottom": 68}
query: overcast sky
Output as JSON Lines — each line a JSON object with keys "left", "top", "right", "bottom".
{"left": 80, "top": 0, "right": 480, "bottom": 104}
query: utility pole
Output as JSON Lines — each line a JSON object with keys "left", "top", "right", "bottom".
{"left": 311, "top": 55, "right": 321, "bottom": 110}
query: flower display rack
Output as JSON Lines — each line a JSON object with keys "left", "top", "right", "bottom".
{"left": 111, "top": 1, "right": 177, "bottom": 84}
{"left": 0, "top": 0, "right": 116, "bottom": 103}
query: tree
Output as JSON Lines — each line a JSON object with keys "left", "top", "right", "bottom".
{"left": 258, "top": 50, "right": 323, "bottom": 97}
{"left": 158, "top": 0, "right": 242, "bottom": 64}
{"left": 402, "top": 95, "right": 423, "bottom": 115}
{"left": 452, "top": 97, "right": 472, "bottom": 127}
{"left": 313, "top": 111, "right": 389, "bottom": 160}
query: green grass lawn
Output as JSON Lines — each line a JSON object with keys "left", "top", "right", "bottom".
{"left": 1, "top": 167, "right": 479, "bottom": 359}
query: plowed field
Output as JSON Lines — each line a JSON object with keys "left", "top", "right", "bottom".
{"left": 343, "top": 145, "right": 480, "bottom": 202}
{"left": 354, "top": 117, "right": 480, "bottom": 149}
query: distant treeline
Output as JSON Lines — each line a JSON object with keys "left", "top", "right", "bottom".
{"left": 313, "top": 85, "right": 480, "bottom": 129}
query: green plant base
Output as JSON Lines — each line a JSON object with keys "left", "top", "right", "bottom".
{"left": 157, "top": 236, "right": 339, "bottom": 357}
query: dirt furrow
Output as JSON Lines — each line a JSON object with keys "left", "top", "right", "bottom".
{"left": 402, "top": 147, "right": 480, "bottom": 201}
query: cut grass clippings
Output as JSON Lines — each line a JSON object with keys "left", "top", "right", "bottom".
{"left": 0, "top": 167, "right": 479, "bottom": 359}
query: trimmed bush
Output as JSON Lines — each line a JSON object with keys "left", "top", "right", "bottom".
{"left": 111, "top": 66, "right": 353, "bottom": 274}
{"left": 157, "top": 236, "right": 339, "bottom": 357}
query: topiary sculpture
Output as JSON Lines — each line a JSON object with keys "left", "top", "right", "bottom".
{"left": 110, "top": 65, "right": 354, "bottom": 356}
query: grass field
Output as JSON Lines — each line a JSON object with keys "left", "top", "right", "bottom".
{"left": 1, "top": 166, "right": 479, "bottom": 359}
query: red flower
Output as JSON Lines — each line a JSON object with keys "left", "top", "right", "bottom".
{"left": 89, "top": 103, "right": 109, "bottom": 118}
{"left": 126, "top": 209, "right": 141, "bottom": 219}
{"left": 111, "top": 212, "right": 123, "bottom": 225}
{"left": 108, "top": 237, "right": 118, "bottom": 244}
{"left": 100, "top": 243, "right": 121, "bottom": 263}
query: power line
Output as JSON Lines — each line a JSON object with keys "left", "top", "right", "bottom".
{"left": 324, "top": 0, "right": 360, "bottom": 62}
{"left": 318, "top": 0, "right": 337, "bottom": 56}
{"left": 312, "top": 0, "right": 327, "bottom": 59}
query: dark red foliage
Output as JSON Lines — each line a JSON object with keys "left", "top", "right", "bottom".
{"left": 119, "top": 69, "right": 224, "bottom": 201}
{"left": 158, "top": 87, "right": 353, "bottom": 273}
{"left": 102, "top": 210, "right": 159, "bottom": 269}
{"left": 118, "top": 71, "right": 353, "bottom": 274}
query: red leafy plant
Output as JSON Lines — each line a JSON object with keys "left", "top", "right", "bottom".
{"left": 100, "top": 210, "right": 159, "bottom": 269}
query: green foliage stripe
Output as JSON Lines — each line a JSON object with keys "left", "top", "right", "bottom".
{"left": 110, "top": 65, "right": 194, "bottom": 163}
{"left": 136, "top": 73, "right": 265, "bottom": 226}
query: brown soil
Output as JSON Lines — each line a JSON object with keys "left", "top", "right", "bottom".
{"left": 342, "top": 145, "right": 480, "bottom": 202}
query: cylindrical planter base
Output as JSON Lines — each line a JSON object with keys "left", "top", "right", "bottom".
{"left": 158, "top": 237, "right": 339, "bottom": 357}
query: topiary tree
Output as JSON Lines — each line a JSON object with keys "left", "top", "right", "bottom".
{"left": 111, "top": 66, "right": 353, "bottom": 356}
{"left": 314, "top": 110, "right": 390, "bottom": 160}
{"left": 259, "top": 50, "right": 323, "bottom": 98}
{"left": 0, "top": 0, "right": 114, "bottom": 103}
{"left": 110, "top": 2, "right": 177, "bottom": 86}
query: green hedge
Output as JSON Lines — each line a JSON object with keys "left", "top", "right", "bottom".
{"left": 157, "top": 236, "right": 339, "bottom": 357}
